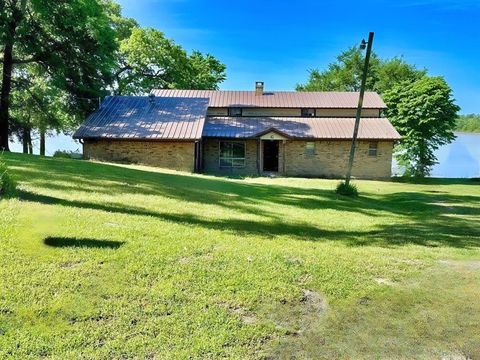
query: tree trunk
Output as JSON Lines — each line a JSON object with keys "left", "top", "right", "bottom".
{"left": 22, "top": 127, "right": 29, "bottom": 153}
{"left": 0, "top": 40, "right": 14, "bottom": 151}
{"left": 0, "top": 2, "right": 25, "bottom": 151}
{"left": 27, "top": 131, "right": 33, "bottom": 155}
{"left": 40, "top": 129, "right": 46, "bottom": 156}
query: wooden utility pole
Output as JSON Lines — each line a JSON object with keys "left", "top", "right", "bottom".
{"left": 345, "top": 32, "right": 374, "bottom": 186}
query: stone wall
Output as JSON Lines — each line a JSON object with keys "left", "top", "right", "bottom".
{"left": 83, "top": 140, "right": 196, "bottom": 172}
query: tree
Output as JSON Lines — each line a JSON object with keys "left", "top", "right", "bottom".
{"left": 0, "top": 0, "right": 117, "bottom": 151}
{"left": 383, "top": 76, "right": 460, "bottom": 177}
{"left": 296, "top": 47, "right": 425, "bottom": 94}
{"left": 114, "top": 27, "right": 226, "bottom": 95}
{"left": 9, "top": 68, "right": 70, "bottom": 155}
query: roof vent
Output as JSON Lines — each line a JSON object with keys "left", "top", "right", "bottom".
{"left": 255, "top": 81, "right": 264, "bottom": 96}
{"left": 148, "top": 93, "right": 155, "bottom": 104}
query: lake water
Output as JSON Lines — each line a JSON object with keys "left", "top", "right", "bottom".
{"left": 8, "top": 132, "right": 480, "bottom": 178}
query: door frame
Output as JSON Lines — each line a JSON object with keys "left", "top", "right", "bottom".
{"left": 262, "top": 139, "right": 280, "bottom": 172}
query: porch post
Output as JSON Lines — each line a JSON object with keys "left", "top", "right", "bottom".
{"left": 257, "top": 138, "right": 261, "bottom": 175}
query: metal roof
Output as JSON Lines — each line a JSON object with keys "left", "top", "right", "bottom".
{"left": 150, "top": 89, "right": 386, "bottom": 109}
{"left": 73, "top": 96, "right": 209, "bottom": 140}
{"left": 202, "top": 117, "right": 401, "bottom": 140}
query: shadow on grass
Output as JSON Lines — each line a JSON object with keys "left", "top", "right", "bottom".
{"left": 7, "top": 153, "right": 480, "bottom": 249}
{"left": 19, "top": 189, "right": 480, "bottom": 249}
{"left": 44, "top": 236, "right": 124, "bottom": 249}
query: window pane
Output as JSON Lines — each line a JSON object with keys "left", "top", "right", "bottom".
{"left": 219, "top": 141, "right": 245, "bottom": 168}
{"left": 368, "top": 142, "right": 378, "bottom": 156}
{"left": 220, "top": 158, "right": 232, "bottom": 167}
{"left": 231, "top": 142, "right": 245, "bottom": 158}
{"left": 232, "top": 158, "right": 245, "bottom": 167}
{"left": 301, "top": 108, "right": 315, "bottom": 117}
{"left": 305, "top": 142, "right": 315, "bottom": 155}
{"left": 228, "top": 107, "right": 242, "bottom": 116}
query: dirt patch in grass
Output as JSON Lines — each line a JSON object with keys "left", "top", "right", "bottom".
{"left": 439, "top": 259, "right": 480, "bottom": 270}
{"left": 261, "top": 289, "right": 328, "bottom": 358}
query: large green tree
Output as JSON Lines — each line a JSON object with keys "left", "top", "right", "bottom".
{"left": 114, "top": 27, "right": 226, "bottom": 95}
{"left": 383, "top": 76, "right": 460, "bottom": 176}
{"left": 297, "top": 46, "right": 460, "bottom": 177}
{"left": 296, "top": 47, "right": 425, "bottom": 94}
{"left": 0, "top": 0, "right": 117, "bottom": 151}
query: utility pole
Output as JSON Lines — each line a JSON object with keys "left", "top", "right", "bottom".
{"left": 345, "top": 32, "right": 374, "bottom": 187}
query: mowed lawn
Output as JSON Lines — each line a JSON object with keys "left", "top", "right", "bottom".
{"left": 1, "top": 152, "right": 480, "bottom": 359}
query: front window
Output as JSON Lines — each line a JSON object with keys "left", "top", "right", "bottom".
{"left": 368, "top": 142, "right": 378, "bottom": 157}
{"left": 219, "top": 141, "right": 245, "bottom": 168}
{"left": 305, "top": 142, "right": 315, "bottom": 156}
{"left": 228, "top": 107, "right": 242, "bottom": 116}
{"left": 301, "top": 108, "right": 315, "bottom": 117}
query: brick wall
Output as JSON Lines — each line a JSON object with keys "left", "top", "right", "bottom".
{"left": 203, "top": 139, "right": 259, "bottom": 175}
{"left": 83, "top": 140, "right": 195, "bottom": 172}
{"left": 83, "top": 138, "right": 394, "bottom": 178}
{"left": 284, "top": 140, "right": 393, "bottom": 178}
{"left": 202, "top": 138, "right": 393, "bottom": 178}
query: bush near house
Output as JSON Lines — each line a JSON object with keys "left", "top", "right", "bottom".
{"left": 0, "top": 159, "right": 16, "bottom": 198}
{"left": 1, "top": 152, "right": 479, "bottom": 359}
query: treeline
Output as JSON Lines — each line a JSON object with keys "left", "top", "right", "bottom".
{"left": 0, "top": 0, "right": 226, "bottom": 154}
{"left": 456, "top": 114, "right": 480, "bottom": 133}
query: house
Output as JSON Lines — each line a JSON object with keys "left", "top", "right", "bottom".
{"left": 73, "top": 82, "right": 401, "bottom": 178}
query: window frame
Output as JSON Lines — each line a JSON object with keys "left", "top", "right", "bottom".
{"left": 228, "top": 107, "right": 243, "bottom": 117}
{"left": 218, "top": 140, "right": 246, "bottom": 168}
{"left": 301, "top": 108, "right": 316, "bottom": 117}
{"left": 368, "top": 142, "right": 378, "bottom": 157}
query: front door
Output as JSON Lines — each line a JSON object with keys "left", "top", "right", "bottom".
{"left": 263, "top": 140, "right": 279, "bottom": 172}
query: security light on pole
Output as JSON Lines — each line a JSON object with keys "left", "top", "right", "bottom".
{"left": 344, "top": 31, "right": 374, "bottom": 187}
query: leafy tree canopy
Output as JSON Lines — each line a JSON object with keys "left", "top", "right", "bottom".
{"left": 114, "top": 27, "right": 226, "bottom": 95}
{"left": 383, "top": 76, "right": 460, "bottom": 177}
{"left": 0, "top": 0, "right": 118, "bottom": 150}
{"left": 296, "top": 47, "right": 426, "bottom": 94}
{"left": 0, "top": 0, "right": 226, "bottom": 151}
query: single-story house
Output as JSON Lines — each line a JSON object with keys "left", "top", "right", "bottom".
{"left": 73, "top": 82, "right": 401, "bottom": 178}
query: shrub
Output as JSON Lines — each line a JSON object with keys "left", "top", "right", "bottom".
{"left": 53, "top": 150, "right": 82, "bottom": 159}
{"left": 53, "top": 150, "right": 71, "bottom": 158}
{"left": 0, "top": 160, "right": 16, "bottom": 198}
{"left": 335, "top": 181, "right": 358, "bottom": 196}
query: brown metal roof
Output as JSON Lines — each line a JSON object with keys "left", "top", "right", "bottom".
{"left": 150, "top": 89, "right": 386, "bottom": 109}
{"left": 73, "top": 96, "right": 209, "bottom": 140}
{"left": 202, "top": 117, "right": 401, "bottom": 140}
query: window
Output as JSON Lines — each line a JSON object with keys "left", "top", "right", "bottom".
{"left": 305, "top": 142, "right": 315, "bottom": 156}
{"left": 301, "top": 108, "right": 315, "bottom": 117}
{"left": 368, "top": 142, "right": 378, "bottom": 157}
{"left": 219, "top": 141, "right": 245, "bottom": 168}
{"left": 228, "top": 107, "right": 242, "bottom": 116}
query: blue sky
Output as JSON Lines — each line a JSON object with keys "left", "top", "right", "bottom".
{"left": 117, "top": 0, "right": 480, "bottom": 114}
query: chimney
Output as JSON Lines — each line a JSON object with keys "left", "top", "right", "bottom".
{"left": 255, "top": 81, "right": 264, "bottom": 96}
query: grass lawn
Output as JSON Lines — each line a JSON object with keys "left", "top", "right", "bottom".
{"left": 1, "top": 152, "right": 480, "bottom": 359}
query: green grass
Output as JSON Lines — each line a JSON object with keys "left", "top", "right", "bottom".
{"left": 1, "top": 152, "right": 480, "bottom": 359}
{"left": 456, "top": 114, "right": 480, "bottom": 133}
